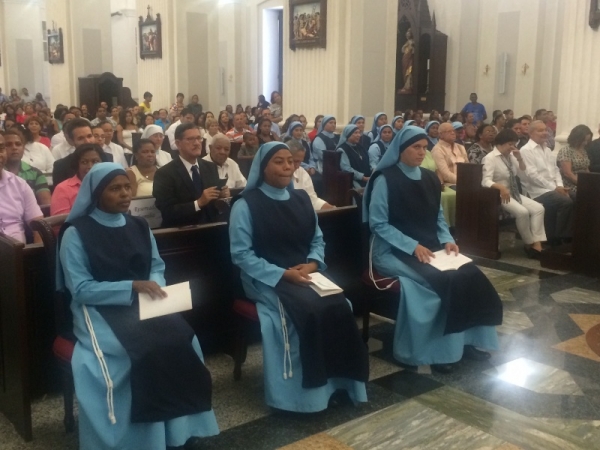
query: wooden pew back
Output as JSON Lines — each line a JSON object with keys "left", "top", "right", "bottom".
{"left": 455, "top": 163, "right": 501, "bottom": 259}
{"left": 323, "top": 150, "right": 353, "bottom": 207}
{"left": 573, "top": 172, "right": 600, "bottom": 277}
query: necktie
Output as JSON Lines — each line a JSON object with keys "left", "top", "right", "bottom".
{"left": 191, "top": 165, "right": 203, "bottom": 196}
{"left": 500, "top": 155, "right": 521, "bottom": 203}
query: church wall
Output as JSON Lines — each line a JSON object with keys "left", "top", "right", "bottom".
{"left": 136, "top": 0, "right": 175, "bottom": 113}
{"left": 111, "top": 0, "right": 138, "bottom": 101}
{"left": 46, "top": 0, "right": 75, "bottom": 108}
{"left": 1, "top": 0, "right": 47, "bottom": 101}
{"left": 0, "top": 1, "right": 7, "bottom": 94}
{"left": 556, "top": 0, "right": 600, "bottom": 140}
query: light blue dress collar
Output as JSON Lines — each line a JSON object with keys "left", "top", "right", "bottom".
{"left": 259, "top": 182, "right": 290, "bottom": 200}
{"left": 90, "top": 207, "right": 126, "bottom": 227}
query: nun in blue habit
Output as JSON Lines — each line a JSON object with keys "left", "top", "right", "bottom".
{"left": 362, "top": 127, "right": 502, "bottom": 373}
{"left": 366, "top": 112, "right": 388, "bottom": 141}
{"left": 337, "top": 124, "right": 372, "bottom": 188}
{"left": 368, "top": 124, "right": 394, "bottom": 170}
{"left": 391, "top": 115, "right": 404, "bottom": 134}
{"left": 57, "top": 163, "right": 219, "bottom": 450}
{"left": 425, "top": 120, "right": 440, "bottom": 150}
{"left": 284, "top": 121, "right": 314, "bottom": 171}
{"left": 350, "top": 115, "right": 373, "bottom": 149}
{"left": 229, "top": 142, "right": 368, "bottom": 412}
{"left": 310, "top": 115, "right": 339, "bottom": 174}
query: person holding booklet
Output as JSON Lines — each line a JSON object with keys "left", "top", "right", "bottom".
{"left": 57, "top": 162, "right": 218, "bottom": 450}
{"left": 363, "top": 126, "right": 503, "bottom": 374}
{"left": 229, "top": 142, "right": 369, "bottom": 412}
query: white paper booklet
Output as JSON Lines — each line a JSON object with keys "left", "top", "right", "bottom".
{"left": 309, "top": 272, "right": 343, "bottom": 297}
{"left": 427, "top": 250, "right": 472, "bottom": 271}
{"left": 139, "top": 281, "right": 193, "bottom": 320}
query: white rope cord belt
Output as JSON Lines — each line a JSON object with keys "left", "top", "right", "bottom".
{"left": 368, "top": 235, "right": 398, "bottom": 291}
{"left": 83, "top": 305, "right": 117, "bottom": 424}
{"left": 278, "top": 300, "right": 293, "bottom": 380}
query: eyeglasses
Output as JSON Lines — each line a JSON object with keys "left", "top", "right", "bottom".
{"left": 183, "top": 136, "right": 202, "bottom": 142}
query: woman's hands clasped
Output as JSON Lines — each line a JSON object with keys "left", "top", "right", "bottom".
{"left": 282, "top": 261, "right": 319, "bottom": 285}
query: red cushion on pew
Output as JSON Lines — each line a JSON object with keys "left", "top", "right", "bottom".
{"left": 361, "top": 269, "right": 400, "bottom": 293}
{"left": 53, "top": 336, "right": 75, "bottom": 363}
{"left": 232, "top": 298, "right": 259, "bottom": 322}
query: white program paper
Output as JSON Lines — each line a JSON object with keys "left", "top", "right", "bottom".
{"left": 309, "top": 272, "right": 343, "bottom": 296}
{"left": 427, "top": 250, "right": 472, "bottom": 271}
{"left": 139, "top": 281, "right": 193, "bottom": 320}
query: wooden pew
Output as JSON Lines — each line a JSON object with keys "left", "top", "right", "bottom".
{"left": 566, "top": 172, "right": 600, "bottom": 276}
{"left": 323, "top": 150, "right": 353, "bottom": 207}
{"left": 0, "top": 206, "right": 363, "bottom": 441}
{"left": 230, "top": 142, "right": 242, "bottom": 161}
{"left": 455, "top": 163, "right": 501, "bottom": 259}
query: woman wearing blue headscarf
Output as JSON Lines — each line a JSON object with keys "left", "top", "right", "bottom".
{"left": 229, "top": 142, "right": 368, "bottom": 412}
{"left": 404, "top": 119, "right": 416, "bottom": 127}
{"left": 368, "top": 124, "right": 394, "bottom": 170}
{"left": 337, "top": 124, "right": 372, "bottom": 188}
{"left": 284, "top": 121, "right": 313, "bottom": 170}
{"left": 57, "top": 163, "right": 219, "bottom": 449}
{"left": 363, "top": 127, "right": 502, "bottom": 374}
{"left": 350, "top": 115, "right": 373, "bottom": 149}
{"left": 367, "top": 112, "right": 388, "bottom": 141}
{"left": 311, "top": 115, "right": 339, "bottom": 174}
{"left": 425, "top": 120, "right": 440, "bottom": 150}
{"left": 391, "top": 115, "right": 404, "bottom": 133}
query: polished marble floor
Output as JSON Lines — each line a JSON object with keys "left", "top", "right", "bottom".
{"left": 2, "top": 233, "right": 600, "bottom": 449}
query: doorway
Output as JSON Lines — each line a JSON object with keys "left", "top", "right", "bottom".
{"left": 262, "top": 7, "right": 284, "bottom": 98}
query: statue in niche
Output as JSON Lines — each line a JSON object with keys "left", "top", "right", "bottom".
{"left": 400, "top": 28, "right": 415, "bottom": 94}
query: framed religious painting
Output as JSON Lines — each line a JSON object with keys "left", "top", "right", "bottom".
{"left": 590, "top": 0, "right": 600, "bottom": 29}
{"left": 139, "top": 7, "right": 162, "bottom": 60}
{"left": 47, "top": 26, "right": 64, "bottom": 64}
{"left": 289, "top": 0, "right": 327, "bottom": 50}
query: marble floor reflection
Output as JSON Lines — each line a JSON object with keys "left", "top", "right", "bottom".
{"left": 3, "top": 247, "right": 600, "bottom": 449}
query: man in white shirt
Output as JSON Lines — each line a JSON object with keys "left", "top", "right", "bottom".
{"left": 225, "top": 113, "right": 252, "bottom": 142}
{"left": 90, "top": 107, "right": 117, "bottom": 127}
{"left": 50, "top": 111, "right": 76, "bottom": 149}
{"left": 520, "top": 120, "right": 573, "bottom": 242}
{"left": 165, "top": 108, "right": 195, "bottom": 151}
{"left": 202, "top": 134, "right": 247, "bottom": 189}
{"left": 100, "top": 121, "right": 129, "bottom": 168}
{"left": 288, "top": 140, "right": 333, "bottom": 211}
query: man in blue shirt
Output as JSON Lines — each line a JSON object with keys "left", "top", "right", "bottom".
{"left": 461, "top": 93, "right": 487, "bottom": 124}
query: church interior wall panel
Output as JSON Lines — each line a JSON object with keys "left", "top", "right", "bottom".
{"left": 15, "top": 40, "right": 35, "bottom": 99}
{"left": 70, "top": 0, "right": 112, "bottom": 80}
{"left": 1, "top": 1, "right": 46, "bottom": 103}
{"left": 458, "top": 0, "right": 482, "bottom": 112}
{"left": 110, "top": 5, "right": 138, "bottom": 102}
{"left": 186, "top": 12, "right": 210, "bottom": 111}
{"left": 82, "top": 29, "right": 103, "bottom": 77}
{"left": 492, "top": 11, "right": 519, "bottom": 113}
{"left": 359, "top": 0, "right": 386, "bottom": 118}
{"left": 46, "top": 0, "right": 75, "bottom": 108}
{"left": 136, "top": 0, "right": 174, "bottom": 114}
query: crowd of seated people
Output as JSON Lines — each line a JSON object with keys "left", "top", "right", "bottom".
{"left": 5, "top": 84, "right": 600, "bottom": 450}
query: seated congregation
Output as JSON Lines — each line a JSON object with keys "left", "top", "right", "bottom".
{"left": 0, "top": 88, "right": 596, "bottom": 450}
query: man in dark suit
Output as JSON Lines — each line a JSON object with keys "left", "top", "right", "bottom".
{"left": 153, "top": 122, "right": 229, "bottom": 227}
{"left": 52, "top": 119, "right": 113, "bottom": 186}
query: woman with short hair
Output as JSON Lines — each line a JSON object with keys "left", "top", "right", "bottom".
{"left": 468, "top": 123, "right": 497, "bottom": 164}
{"left": 22, "top": 116, "right": 55, "bottom": 172}
{"left": 127, "top": 139, "right": 157, "bottom": 197}
{"left": 557, "top": 124, "right": 592, "bottom": 197}
{"left": 482, "top": 129, "right": 546, "bottom": 257}
{"left": 50, "top": 144, "right": 103, "bottom": 216}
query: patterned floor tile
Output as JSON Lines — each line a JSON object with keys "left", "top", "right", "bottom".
{"left": 551, "top": 287, "right": 600, "bottom": 305}
{"left": 279, "top": 432, "right": 352, "bottom": 449}
{"left": 497, "top": 310, "right": 534, "bottom": 335}
{"left": 483, "top": 357, "right": 584, "bottom": 396}
{"left": 553, "top": 314, "right": 600, "bottom": 362}
{"left": 327, "top": 400, "right": 507, "bottom": 450}
{"left": 479, "top": 266, "right": 539, "bottom": 302}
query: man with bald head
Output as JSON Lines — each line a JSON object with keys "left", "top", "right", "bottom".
{"left": 202, "top": 133, "right": 246, "bottom": 189}
{"left": 520, "top": 120, "right": 573, "bottom": 244}
{"left": 431, "top": 122, "right": 469, "bottom": 185}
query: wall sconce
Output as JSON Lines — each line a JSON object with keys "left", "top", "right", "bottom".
{"left": 522, "top": 63, "right": 530, "bottom": 75}
{"left": 483, "top": 65, "right": 490, "bottom": 75}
